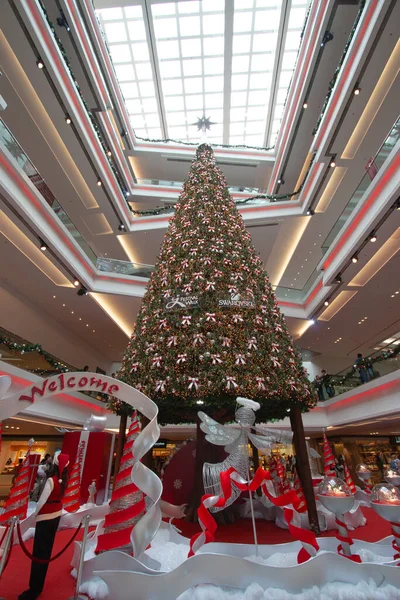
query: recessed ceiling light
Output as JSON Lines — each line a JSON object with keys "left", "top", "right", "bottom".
{"left": 65, "top": 115, "right": 72, "bottom": 125}
{"left": 62, "top": 303, "right": 66, "bottom": 307}
{"left": 369, "top": 233, "right": 377, "bottom": 243}
{"left": 107, "top": 150, "right": 112, "bottom": 157}
{"left": 118, "top": 223, "right": 126, "bottom": 231}
{"left": 324, "top": 300, "right": 329, "bottom": 306}
{"left": 303, "top": 102, "right": 308, "bottom": 109}
{"left": 354, "top": 87, "right": 361, "bottom": 96}
{"left": 39, "top": 238, "right": 47, "bottom": 251}
{"left": 352, "top": 255, "right": 358, "bottom": 263}
{"left": 73, "top": 279, "right": 80, "bottom": 287}
{"left": 97, "top": 179, "right": 102, "bottom": 187}
{"left": 36, "top": 59, "right": 44, "bottom": 69}
{"left": 79, "top": 318, "right": 82, "bottom": 321}
{"left": 53, "top": 295, "right": 56, "bottom": 299}
{"left": 330, "top": 160, "right": 336, "bottom": 168}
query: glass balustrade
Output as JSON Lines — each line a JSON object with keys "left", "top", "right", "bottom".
{"left": 322, "top": 116, "right": 400, "bottom": 255}
{"left": 96, "top": 257, "right": 154, "bottom": 278}
{"left": 135, "top": 178, "right": 270, "bottom": 198}
{"left": 314, "top": 342, "right": 400, "bottom": 401}
{"left": 0, "top": 119, "right": 97, "bottom": 264}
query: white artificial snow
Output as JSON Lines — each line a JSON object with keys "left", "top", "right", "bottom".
{"left": 243, "top": 552, "right": 299, "bottom": 567}
{"left": 358, "top": 548, "right": 392, "bottom": 563}
{"left": 177, "top": 580, "right": 400, "bottom": 600}
{"left": 145, "top": 527, "right": 189, "bottom": 571}
{"left": 79, "top": 575, "right": 109, "bottom": 599}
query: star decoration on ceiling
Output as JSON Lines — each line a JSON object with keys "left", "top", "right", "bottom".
{"left": 191, "top": 115, "right": 216, "bottom": 133}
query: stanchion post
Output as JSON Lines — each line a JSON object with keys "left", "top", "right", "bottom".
{"left": 67, "top": 515, "right": 91, "bottom": 600}
{"left": 0, "top": 517, "right": 16, "bottom": 579}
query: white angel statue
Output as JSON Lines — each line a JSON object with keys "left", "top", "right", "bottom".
{"left": 199, "top": 397, "right": 293, "bottom": 508}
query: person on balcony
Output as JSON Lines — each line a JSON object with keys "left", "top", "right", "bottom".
{"left": 355, "top": 353, "right": 370, "bottom": 384}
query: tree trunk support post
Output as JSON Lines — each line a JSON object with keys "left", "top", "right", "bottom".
{"left": 290, "top": 405, "right": 320, "bottom": 535}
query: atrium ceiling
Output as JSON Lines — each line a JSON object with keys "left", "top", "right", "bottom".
{"left": 95, "top": 0, "right": 309, "bottom": 147}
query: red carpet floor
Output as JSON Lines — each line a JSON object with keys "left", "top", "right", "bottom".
{"left": 0, "top": 508, "right": 392, "bottom": 600}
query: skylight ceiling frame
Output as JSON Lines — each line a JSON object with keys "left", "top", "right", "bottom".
{"left": 263, "top": 0, "right": 291, "bottom": 148}
{"left": 96, "top": 0, "right": 309, "bottom": 148}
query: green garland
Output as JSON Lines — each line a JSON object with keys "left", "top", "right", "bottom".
{"left": 312, "top": 0, "right": 367, "bottom": 136}
{"left": 133, "top": 134, "right": 274, "bottom": 153}
{"left": 131, "top": 152, "right": 316, "bottom": 216}
{"left": 0, "top": 336, "right": 73, "bottom": 373}
{"left": 37, "top": 1, "right": 131, "bottom": 202}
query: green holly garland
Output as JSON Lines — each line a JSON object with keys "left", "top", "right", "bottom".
{"left": 0, "top": 336, "right": 73, "bottom": 373}
{"left": 37, "top": 0, "right": 131, "bottom": 201}
{"left": 130, "top": 152, "right": 316, "bottom": 217}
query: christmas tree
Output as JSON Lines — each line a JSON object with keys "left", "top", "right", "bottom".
{"left": 118, "top": 144, "right": 314, "bottom": 423}
{"left": 96, "top": 412, "right": 146, "bottom": 554}
{"left": 116, "top": 144, "right": 318, "bottom": 528}
{"left": 0, "top": 443, "right": 33, "bottom": 523}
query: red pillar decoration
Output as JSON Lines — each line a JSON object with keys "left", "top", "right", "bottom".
{"left": 322, "top": 431, "right": 336, "bottom": 476}
{"left": 95, "top": 412, "right": 146, "bottom": 554}
{"left": 0, "top": 443, "right": 32, "bottom": 523}
{"left": 63, "top": 457, "right": 81, "bottom": 513}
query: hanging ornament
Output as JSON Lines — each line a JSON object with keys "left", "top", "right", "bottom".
{"left": 248, "top": 337, "right": 258, "bottom": 350}
{"left": 193, "top": 333, "right": 205, "bottom": 346}
{"left": 181, "top": 315, "right": 192, "bottom": 327}
{"left": 271, "top": 357, "right": 281, "bottom": 368}
{"left": 188, "top": 377, "right": 199, "bottom": 391}
{"left": 155, "top": 380, "right": 167, "bottom": 392}
{"left": 232, "top": 314, "right": 243, "bottom": 323}
{"left": 225, "top": 376, "right": 238, "bottom": 390}
{"left": 211, "top": 354, "right": 222, "bottom": 365}
{"left": 158, "top": 319, "right": 167, "bottom": 330}
{"left": 256, "top": 377, "right": 266, "bottom": 391}
{"left": 152, "top": 355, "right": 163, "bottom": 368}
{"left": 205, "top": 313, "right": 216, "bottom": 322}
{"left": 177, "top": 353, "right": 187, "bottom": 364}
{"left": 235, "top": 354, "right": 246, "bottom": 365}
{"left": 205, "top": 281, "right": 216, "bottom": 291}
{"left": 167, "top": 336, "right": 178, "bottom": 347}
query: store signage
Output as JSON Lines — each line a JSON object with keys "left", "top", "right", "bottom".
{"left": 164, "top": 294, "right": 200, "bottom": 311}
{"left": 154, "top": 441, "right": 167, "bottom": 448}
{"left": 18, "top": 373, "right": 120, "bottom": 404}
{"left": 218, "top": 293, "right": 255, "bottom": 308}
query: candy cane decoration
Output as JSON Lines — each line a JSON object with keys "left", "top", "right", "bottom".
{"left": 335, "top": 515, "right": 361, "bottom": 562}
{"left": 390, "top": 521, "right": 400, "bottom": 561}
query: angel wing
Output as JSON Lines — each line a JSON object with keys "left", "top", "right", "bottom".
{"left": 198, "top": 411, "right": 240, "bottom": 447}
{"left": 254, "top": 426, "right": 293, "bottom": 445}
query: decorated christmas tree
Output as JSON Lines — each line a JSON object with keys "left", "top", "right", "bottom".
{"left": 118, "top": 144, "right": 314, "bottom": 421}
{"left": 63, "top": 456, "right": 81, "bottom": 513}
{"left": 0, "top": 441, "right": 33, "bottom": 523}
{"left": 116, "top": 144, "right": 318, "bottom": 528}
{"left": 95, "top": 412, "right": 146, "bottom": 554}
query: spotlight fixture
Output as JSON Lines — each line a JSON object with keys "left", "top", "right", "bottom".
{"left": 369, "top": 232, "right": 377, "bottom": 243}
{"left": 106, "top": 150, "right": 112, "bottom": 157}
{"left": 277, "top": 176, "right": 285, "bottom": 185}
{"left": 36, "top": 59, "right": 44, "bottom": 69}
{"left": 306, "top": 209, "right": 315, "bottom": 216}
{"left": 73, "top": 279, "right": 80, "bottom": 287}
{"left": 351, "top": 255, "right": 359, "bottom": 263}
{"left": 308, "top": 319, "right": 316, "bottom": 325}
{"left": 303, "top": 102, "right": 308, "bottom": 109}
{"left": 56, "top": 10, "right": 71, "bottom": 32}
{"left": 334, "top": 274, "right": 342, "bottom": 284}
{"left": 65, "top": 115, "right": 72, "bottom": 124}
{"left": 353, "top": 87, "right": 361, "bottom": 96}
{"left": 329, "top": 159, "right": 336, "bottom": 168}
{"left": 96, "top": 179, "right": 102, "bottom": 187}
{"left": 39, "top": 238, "right": 47, "bottom": 251}
{"left": 77, "top": 286, "right": 88, "bottom": 296}
{"left": 121, "top": 130, "right": 127, "bottom": 137}
{"left": 324, "top": 300, "right": 329, "bottom": 307}
{"left": 125, "top": 191, "right": 131, "bottom": 197}
{"left": 321, "top": 30, "right": 334, "bottom": 47}
{"left": 118, "top": 223, "right": 126, "bottom": 231}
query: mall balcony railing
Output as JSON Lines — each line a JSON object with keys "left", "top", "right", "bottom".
{"left": 135, "top": 178, "right": 269, "bottom": 196}
{"left": 315, "top": 342, "right": 400, "bottom": 400}
{"left": 0, "top": 327, "right": 108, "bottom": 403}
{"left": 274, "top": 115, "right": 400, "bottom": 304}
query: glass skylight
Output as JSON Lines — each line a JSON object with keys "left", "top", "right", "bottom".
{"left": 96, "top": 0, "right": 309, "bottom": 147}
